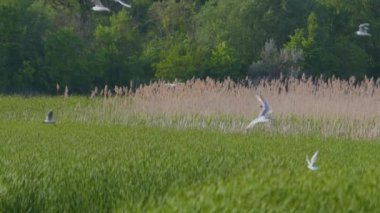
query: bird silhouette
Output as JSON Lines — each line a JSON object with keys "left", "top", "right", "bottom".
{"left": 245, "top": 95, "right": 272, "bottom": 130}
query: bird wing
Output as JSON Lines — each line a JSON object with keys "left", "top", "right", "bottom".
{"left": 114, "top": 0, "right": 131, "bottom": 8}
{"left": 359, "top": 23, "right": 370, "bottom": 28}
{"left": 256, "top": 95, "right": 271, "bottom": 116}
{"left": 245, "top": 116, "right": 268, "bottom": 129}
{"left": 359, "top": 23, "right": 369, "bottom": 32}
{"left": 261, "top": 99, "right": 271, "bottom": 116}
{"left": 255, "top": 95, "right": 264, "bottom": 105}
{"left": 310, "top": 150, "right": 319, "bottom": 165}
{"left": 245, "top": 117, "right": 260, "bottom": 129}
{"left": 306, "top": 155, "right": 311, "bottom": 165}
{"left": 47, "top": 111, "right": 53, "bottom": 120}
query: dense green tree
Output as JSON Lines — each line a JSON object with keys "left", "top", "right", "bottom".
{"left": 0, "top": 0, "right": 380, "bottom": 93}
{"left": 0, "top": 2, "right": 51, "bottom": 92}
{"left": 194, "top": 0, "right": 316, "bottom": 79}
{"left": 249, "top": 39, "right": 303, "bottom": 79}
{"left": 286, "top": 9, "right": 372, "bottom": 79}
{"left": 207, "top": 41, "right": 240, "bottom": 79}
{"left": 147, "top": 1, "right": 204, "bottom": 80}
{"left": 0, "top": 6, "right": 22, "bottom": 91}
{"left": 92, "top": 10, "right": 142, "bottom": 86}
{"left": 43, "top": 27, "right": 91, "bottom": 92}
{"left": 154, "top": 35, "right": 208, "bottom": 80}
{"left": 148, "top": 1, "right": 196, "bottom": 38}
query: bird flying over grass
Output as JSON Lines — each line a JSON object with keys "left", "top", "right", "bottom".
{"left": 306, "top": 150, "right": 319, "bottom": 171}
{"left": 44, "top": 110, "right": 56, "bottom": 125}
{"left": 245, "top": 95, "right": 272, "bottom": 130}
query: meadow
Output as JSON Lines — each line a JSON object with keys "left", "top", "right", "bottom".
{"left": 0, "top": 76, "right": 380, "bottom": 212}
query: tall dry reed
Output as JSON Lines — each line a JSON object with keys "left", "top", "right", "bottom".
{"left": 87, "top": 76, "right": 380, "bottom": 139}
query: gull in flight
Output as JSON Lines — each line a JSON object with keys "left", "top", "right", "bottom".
{"left": 113, "top": 0, "right": 132, "bottom": 8}
{"left": 91, "top": 0, "right": 110, "bottom": 12}
{"left": 44, "top": 110, "right": 56, "bottom": 125}
{"left": 356, "top": 23, "right": 371, "bottom": 36}
{"left": 245, "top": 95, "right": 272, "bottom": 130}
{"left": 306, "top": 150, "right": 319, "bottom": 171}
{"left": 164, "top": 83, "right": 177, "bottom": 88}
{"left": 91, "top": 0, "right": 131, "bottom": 12}
{"left": 164, "top": 82, "right": 184, "bottom": 88}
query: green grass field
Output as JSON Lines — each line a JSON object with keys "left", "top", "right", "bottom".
{"left": 0, "top": 96, "right": 379, "bottom": 212}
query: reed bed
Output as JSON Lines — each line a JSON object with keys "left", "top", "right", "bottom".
{"left": 1, "top": 77, "right": 380, "bottom": 211}
{"left": 130, "top": 76, "right": 380, "bottom": 118}
{"left": 2, "top": 76, "right": 379, "bottom": 139}
{"left": 84, "top": 76, "right": 380, "bottom": 139}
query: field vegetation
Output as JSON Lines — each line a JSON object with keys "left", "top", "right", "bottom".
{"left": 1, "top": 77, "right": 380, "bottom": 211}
{"left": 1, "top": 0, "right": 379, "bottom": 93}
{"left": 1, "top": 0, "right": 379, "bottom": 211}
{"left": 4, "top": 76, "right": 379, "bottom": 138}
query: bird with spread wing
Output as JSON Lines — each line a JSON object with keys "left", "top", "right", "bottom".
{"left": 245, "top": 95, "right": 272, "bottom": 131}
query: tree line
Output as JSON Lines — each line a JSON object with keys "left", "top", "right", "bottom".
{"left": 0, "top": 0, "right": 379, "bottom": 93}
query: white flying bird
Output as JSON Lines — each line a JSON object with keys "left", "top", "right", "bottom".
{"left": 356, "top": 23, "right": 371, "bottom": 36}
{"left": 44, "top": 110, "right": 56, "bottom": 125}
{"left": 91, "top": 0, "right": 131, "bottom": 12}
{"left": 113, "top": 0, "right": 132, "bottom": 8}
{"left": 164, "top": 83, "right": 177, "bottom": 88}
{"left": 306, "top": 150, "right": 319, "bottom": 171}
{"left": 245, "top": 95, "right": 272, "bottom": 130}
{"left": 91, "top": 0, "right": 110, "bottom": 12}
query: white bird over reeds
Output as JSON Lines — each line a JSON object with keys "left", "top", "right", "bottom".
{"left": 164, "top": 83, "right": 179, "bottom": 88}
{"left": 306, "top": 150, "right": 319, "bottom": 171}
{"left": 164, "top": 83, "right": 176, "bottom": 87}
{"left": 91, "top": 0, "right": 110, "bottom": 12}
{"left": 44, "top": 110, "right": 56, "bottom": 125}
{"left": 245, "top": 95, "right": 272, "bottom": 130}
{"left": 356, "top": 23, "right": 371, "bottom": 36}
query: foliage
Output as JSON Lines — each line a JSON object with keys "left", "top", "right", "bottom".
{"left": 249, "top": 39, "right": 304, "bottom": 78}
{"left": 0, "top": 3, "right": 51, "bottom": 92}
{"left": 207, "top": 41, "right": 241, "bottom": 79}
{"left": 43, "top": 27, "right": 91, "bottom": 92}
{"left": 0, "top": 0, "right": 379, "bottom": 93}
{"left": 1, "top": 73, "right": 380, "bottom": 139}
{"left": 92, "top": 10, "right": 142, "bottom": 86}
{"left": 154, "top": 35, "right": 208, "bottom": 81}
